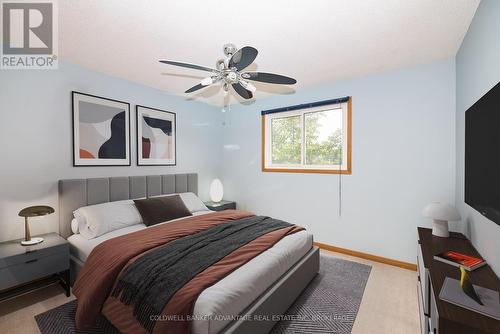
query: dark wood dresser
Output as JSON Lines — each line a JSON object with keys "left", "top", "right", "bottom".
{"left": 417, "top": 227, "right": 500, "bottom": 334}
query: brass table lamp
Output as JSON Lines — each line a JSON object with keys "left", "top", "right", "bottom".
{"left": 18, "top": 205, "right": 54, "bottom": 246}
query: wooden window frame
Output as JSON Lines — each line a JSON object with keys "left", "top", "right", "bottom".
{"left": 261, "top": 97, "right": 352, "bottom": 174}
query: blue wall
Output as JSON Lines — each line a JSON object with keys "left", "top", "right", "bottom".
{"left": 221, "top": 58, "right": 456, "bottom": 263}
{"left": 0, "top": 61, "right": 222, "bottom": 241}
{"left": 455, "top": 0, "right": 500, "bottom": 274}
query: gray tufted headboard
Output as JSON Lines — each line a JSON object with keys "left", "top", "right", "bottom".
{"left": 58, "top": 174, "right": 198, "bottom": 239}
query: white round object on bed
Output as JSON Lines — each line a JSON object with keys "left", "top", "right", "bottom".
{"left": 209, "top": 179, "right": 224, "bottom": 203}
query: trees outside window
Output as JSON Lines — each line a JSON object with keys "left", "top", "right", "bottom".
{"left": 262, "top": 98, "right": 351, "bottom": 174}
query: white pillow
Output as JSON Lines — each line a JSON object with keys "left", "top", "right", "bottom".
{"left": 179, "top": 192, "right": 208, "bottom": 212}
{"left": 74, "top": 199, "right": 143, "bottom": 240}
{"left": 150, "top": 192, "right": 208, "bottom": 213}
{"left": 70, "top": 218, "right": 79, "bottom": 234}
{"left": 73, "top": 211, "right": 88, "bottom": 236}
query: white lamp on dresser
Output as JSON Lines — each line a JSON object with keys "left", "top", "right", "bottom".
{"left": 422, "top": 202, "right": 461, "bottom": 237}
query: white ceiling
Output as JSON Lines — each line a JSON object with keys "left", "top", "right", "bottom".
{"left": 59, "top": 0, "right": 479, "bottom": 107}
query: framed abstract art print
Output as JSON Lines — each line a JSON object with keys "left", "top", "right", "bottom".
{"left": 136, "top": 105, "right": 176, "bottom": 166}
{"left": 72, "top": 92, "right": 131, "bottom": 166}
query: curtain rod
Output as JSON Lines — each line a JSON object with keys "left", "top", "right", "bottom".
{"left": 261, "top": 96, "right": 350, "bottom": 115}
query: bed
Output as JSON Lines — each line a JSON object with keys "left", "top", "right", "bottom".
{"left": 59, "top": 174, "right": 319, "bottom": 334}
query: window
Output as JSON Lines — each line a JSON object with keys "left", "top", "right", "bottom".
{"left": 262, "top": 97, "right": 351, "bottom": 174}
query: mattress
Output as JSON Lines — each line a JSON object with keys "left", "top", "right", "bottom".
{"left": 68, "top": 212, "right": 313, "bottom": 334}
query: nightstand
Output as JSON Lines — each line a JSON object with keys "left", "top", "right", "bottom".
{"left": 0, "top": 232, "right": 70, "bottom": 302}
{"left": 205, "top": 200, "right": 236, "bottom": 211}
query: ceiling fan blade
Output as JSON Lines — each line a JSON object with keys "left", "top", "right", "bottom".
{"left": 185, "top": 83, "right": 206, "bottom": 93}
{"left": 241, "top": 72, "right": 297, "bottom": 85}
{"left": 232, "top": 83, "right": 253, "bottom": 99}
{"left": 229, "top": 46, "right": 258, "bottom": 71}
{"left": 159, "top": 60, "right": 216, "bottom": 73}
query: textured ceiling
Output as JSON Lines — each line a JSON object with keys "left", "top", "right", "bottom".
{"left": 59, "top": 0, "right": 479, "bottom": 106}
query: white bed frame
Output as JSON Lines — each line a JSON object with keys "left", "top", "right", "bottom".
{"left": 58, "top": 174, "right": 320, "bottom": 334}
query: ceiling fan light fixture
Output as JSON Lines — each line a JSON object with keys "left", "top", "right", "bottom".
{"left": 216, "top": 59, "right": 226, "bottom": 70}
{"left": 227, "top": 72, "right": 238, "bottom": 82}
{"left": 239, "top": 80, "right": 256, "bottom": 92}
{"left": 223, "top": 43, "right": 237, "bottom": 57}
{"left": 201, "top": 77, "right": 214, "bottom": 86}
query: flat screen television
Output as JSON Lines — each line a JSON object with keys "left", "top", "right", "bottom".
{"left": 465, "top": 81, "right": 500, "bottom": 226}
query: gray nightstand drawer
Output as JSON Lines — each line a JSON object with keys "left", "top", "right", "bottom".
{"left": 0, "top": 234, "right": 68, "bottom": 269}
{"left": 0, "top": 251, "right": 69, "bottom": 291}
{"left": 0, "top": 244, "right": 67, "bottom": 269}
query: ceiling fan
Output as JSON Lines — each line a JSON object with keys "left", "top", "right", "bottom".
{"left": 159, "top": 43, "right": 297, "bottom": 100}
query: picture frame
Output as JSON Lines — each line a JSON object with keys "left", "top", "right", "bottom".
{"left": 72, "top": 91, "right": 131, "bottom": 166}
{"left": 136, "top": 105, "right": 176, "bottom": 166}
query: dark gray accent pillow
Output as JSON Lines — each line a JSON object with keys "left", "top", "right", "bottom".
{"left": 134, "top": 195, "right": 192, "bottom": 226}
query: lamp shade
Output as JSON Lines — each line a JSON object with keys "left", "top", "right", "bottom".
{"left": 422, "top": 202, "right": 461, "bottom": 221}
{"left": 18, "top": 205, "right": 54, "bottom": 217}
{"left": 209, "top": 179, "right": 224, "bottom": 203}
{"left": 18, "top": 205, "right": 54, "bottom": 246}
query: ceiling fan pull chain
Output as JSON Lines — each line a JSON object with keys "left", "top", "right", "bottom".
{"left": 338, "top": 166, "right": 342, "bottom": 218}
{"left": 338, "top": 122, "right": 344, "bottom": 218}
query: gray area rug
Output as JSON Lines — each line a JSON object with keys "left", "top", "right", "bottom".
{"left": 35, "top": 254, "right": 371, "bottom": 334}
{"left": 270, "top": 254, "right": 371, "bottom": 334}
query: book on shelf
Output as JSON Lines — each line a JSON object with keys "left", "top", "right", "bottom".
{"left": 439, "top": 277, "right": 500, "bottom": 321}
{"left": 433, "top": 250, "right": 486, "bottom": 271}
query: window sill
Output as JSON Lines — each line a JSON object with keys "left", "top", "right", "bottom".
{"left": 262, "top": 167, "right": 351, "bottom": 175}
